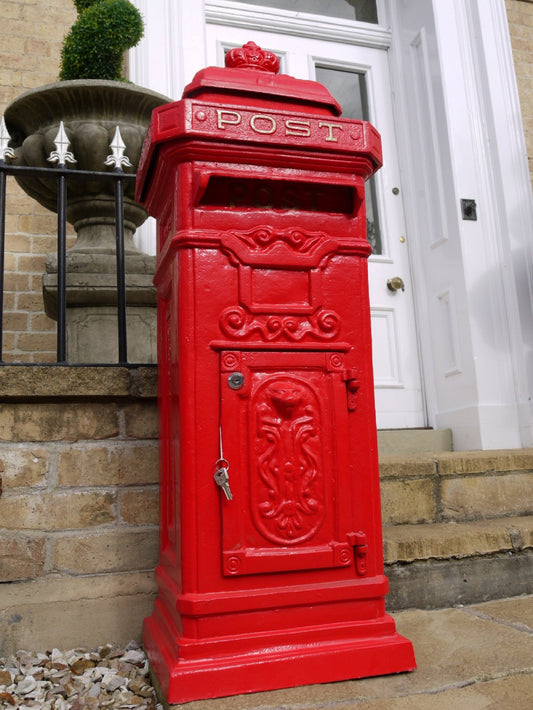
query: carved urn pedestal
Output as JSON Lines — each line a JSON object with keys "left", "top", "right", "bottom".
{"left": 135, "top": 42, "right": 416, "bottom": 703}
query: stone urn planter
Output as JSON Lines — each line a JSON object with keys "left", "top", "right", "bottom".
{"left": 5, "top": 79, "right": 169, "bottom": 255}
{"left": 4, "top": 80, "right": 170, "bottom": 362}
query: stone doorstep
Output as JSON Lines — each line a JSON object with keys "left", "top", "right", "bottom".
{"left": 383, "top": 515, "right": 533, "bottom": 564}
{"left": 379, "top": 448, "right": 533, "bottom": 478}
{"left": 384, "top": 512, "right": 533, "bottom": 609}
{"left": 379, "top": 449, "right": 533, "bottom": 526}
{"left": 377, "top": 427, "right": 453, "bottom": 455}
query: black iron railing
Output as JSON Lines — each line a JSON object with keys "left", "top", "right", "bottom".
{"left": 0, "top": 160, "right": 136, "bottom": 365}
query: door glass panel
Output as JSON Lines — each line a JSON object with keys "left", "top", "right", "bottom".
{"left": 229, "top": 0, "right": 379, "bottom": 24}
{"left": 315, "top": 66, "right": 382, "bottom": 254}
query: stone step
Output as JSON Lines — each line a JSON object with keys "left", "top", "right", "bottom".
{"left": 379, "top": 449, "right": 533, "bottom": 609}
{"left": 384, "top": 516, "right": 533, "bottom": 610}
{"left": 383, "top": 515, "right": 533, "bottom": 564}
{"left": 379, "top": 449, "right": 533, "bottom": 525}
{"left": 378, "top": 428, "right": 453, "bottom": 455}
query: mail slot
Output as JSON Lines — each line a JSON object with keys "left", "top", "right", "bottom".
{"left": 136, "top": 40, "right": 415, "bottom": 704}
{"left": 198, "top": 175, "right": 357, "bottom": 213}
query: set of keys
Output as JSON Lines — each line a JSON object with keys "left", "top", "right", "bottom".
{"left": 214, "top": 427, "right": 233, "bottom": 500}
{"left": 214, "top": 458, "right": 233, "bottom": 501}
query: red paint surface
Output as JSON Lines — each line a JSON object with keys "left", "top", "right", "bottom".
{"left": 136, "top": 42, "right": 415, "bottom": 704}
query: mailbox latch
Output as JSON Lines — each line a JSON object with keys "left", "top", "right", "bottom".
{"left": 342, "top": 369, "right": 360, "bottom": 412}
{"left": 347, "top": 531, "right": 368, "bottom": 576}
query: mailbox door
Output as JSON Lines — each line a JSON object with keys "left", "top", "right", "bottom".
{"left": 219, "top": 349, "right": 357, "bottom": 578}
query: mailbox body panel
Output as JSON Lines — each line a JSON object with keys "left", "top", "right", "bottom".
{"left": 138, "top": 57, "right": 415, "bottom": 704}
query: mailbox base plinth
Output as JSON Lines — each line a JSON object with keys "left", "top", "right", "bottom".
{"left": 143, "top": 588, "right": 416, "bottom": 704}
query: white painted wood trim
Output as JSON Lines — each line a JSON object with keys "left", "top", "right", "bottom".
{"left": 129, "top": 0, "right": 208, "bottom": 98}
{"left": 433, "top": 0, "right": 530, "bottom": 448}
{"left": 471, "top": 0, "right": 533, "bottom": 444}
{"left": 128, "top": 1, "right": 208, "bottom": 254}
{"left": 205, "top": 0, "right": 392, "bottom": 49}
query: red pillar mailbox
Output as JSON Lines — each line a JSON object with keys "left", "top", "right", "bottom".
{"left": 136, "top": 41, "right": 415, "bottom": 704}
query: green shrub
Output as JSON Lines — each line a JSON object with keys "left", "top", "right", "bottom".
{"left": 60, "top": 0, "right": 144, "bottom": 81}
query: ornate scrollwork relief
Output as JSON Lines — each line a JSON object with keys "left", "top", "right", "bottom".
{"left": 220, "top": 306, "right": 340, "bottom": 342}
{"left": 220, "top": 225, "right": 340, "bottom": 269}
{"left": 234, "top": 227, "right": 326, "bottom": 254}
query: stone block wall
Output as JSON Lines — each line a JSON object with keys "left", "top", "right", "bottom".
{"left": 0, "top": 367, "right": 159, "bottom": 654}
{"left": 380, "top": 450, "right": 533, "bottom": 529}
{"left": 506, "top": 0, "right": 533, "bottom": 183}
{"left": 381, "top": 451, "right": 533, "bottom": 610}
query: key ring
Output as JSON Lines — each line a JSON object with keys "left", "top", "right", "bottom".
{"left": 215, "top": 457, "right": 229, "bottom": 472}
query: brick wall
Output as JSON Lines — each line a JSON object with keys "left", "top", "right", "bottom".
{"left": 0, "top": 367, "right": 159, "bottom": 653}
{"left": 506, "top": 0, "right": 533, "bottom": 184}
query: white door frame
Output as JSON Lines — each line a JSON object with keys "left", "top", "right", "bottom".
{"left": 130, "top": 0, "right": 533, "bottom": 449}
{"left": 385, "top": 0, "right": 533, "bottom": 449}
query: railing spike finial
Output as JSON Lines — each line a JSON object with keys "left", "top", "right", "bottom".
{"left": 105, "top": 126, "right": 132, "bottom": 171}
{"left": 47, "top": 121, "right": 76, "bottom": 167}
{"left": 0, "top": 116, "right": 15, "bottom": 163}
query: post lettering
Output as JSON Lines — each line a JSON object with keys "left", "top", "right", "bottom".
{"left": 285, "top": 119, "right": 311, "bottom": 137}
{"left": 216, "top": 109, "right": 242, "bottom": 130}
{"left": 213, "top": 107, "right": 345, "bottom": 144}
{"left": 318, "top": 121, "right": 344, "bottom": 142}
{"left": 250, "top": 114, "right": 277, "bottom": 135}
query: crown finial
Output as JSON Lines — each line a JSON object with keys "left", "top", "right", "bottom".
{"left": 225, "top": 41, "right": 280, "bottom": 74}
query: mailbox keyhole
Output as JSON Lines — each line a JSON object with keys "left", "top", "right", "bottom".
{"left": 228, "top": 372, "right": 245, "bottom": 390}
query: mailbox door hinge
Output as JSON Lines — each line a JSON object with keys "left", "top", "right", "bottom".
{"left": 342, "top": 369, "right": 360, "bottom": 412}
{"left": 346, "top": 531, "right": 368, "bottom": 576}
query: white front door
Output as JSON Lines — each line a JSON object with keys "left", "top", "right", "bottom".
{"left": 205, "top": 19, "right": 425, "bottom": 428}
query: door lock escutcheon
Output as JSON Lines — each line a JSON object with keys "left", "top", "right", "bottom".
{"left": 460, "top": 198, "right": 477, "bottom": 221}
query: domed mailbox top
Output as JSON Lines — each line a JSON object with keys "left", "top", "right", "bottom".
{"left": 182, "top": 40, "right": 340, "bottom": 115}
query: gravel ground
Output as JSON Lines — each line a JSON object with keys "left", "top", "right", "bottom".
{"left": 0, "top": 641, "right": 162, "bottom": 709}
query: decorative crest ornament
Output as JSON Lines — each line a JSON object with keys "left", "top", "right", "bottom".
{"left": 0, "top": 116, "right": 15, "bottom": 162}
{"left": 225, "top": 41, "right": 280, "bottom": 74}
{"left": 47, "top": 121, "right": 76, "bottom": 166}
{"left": 104, "top": 126, "right": 133, "bottom": 171}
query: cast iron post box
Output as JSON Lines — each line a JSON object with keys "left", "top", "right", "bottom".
{"left": 136, "top": 41, "right": 415, "bottom": 704}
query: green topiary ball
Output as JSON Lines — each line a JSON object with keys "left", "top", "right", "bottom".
{"left": 60, "top": 0, "right": 144, "bottom": 81}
